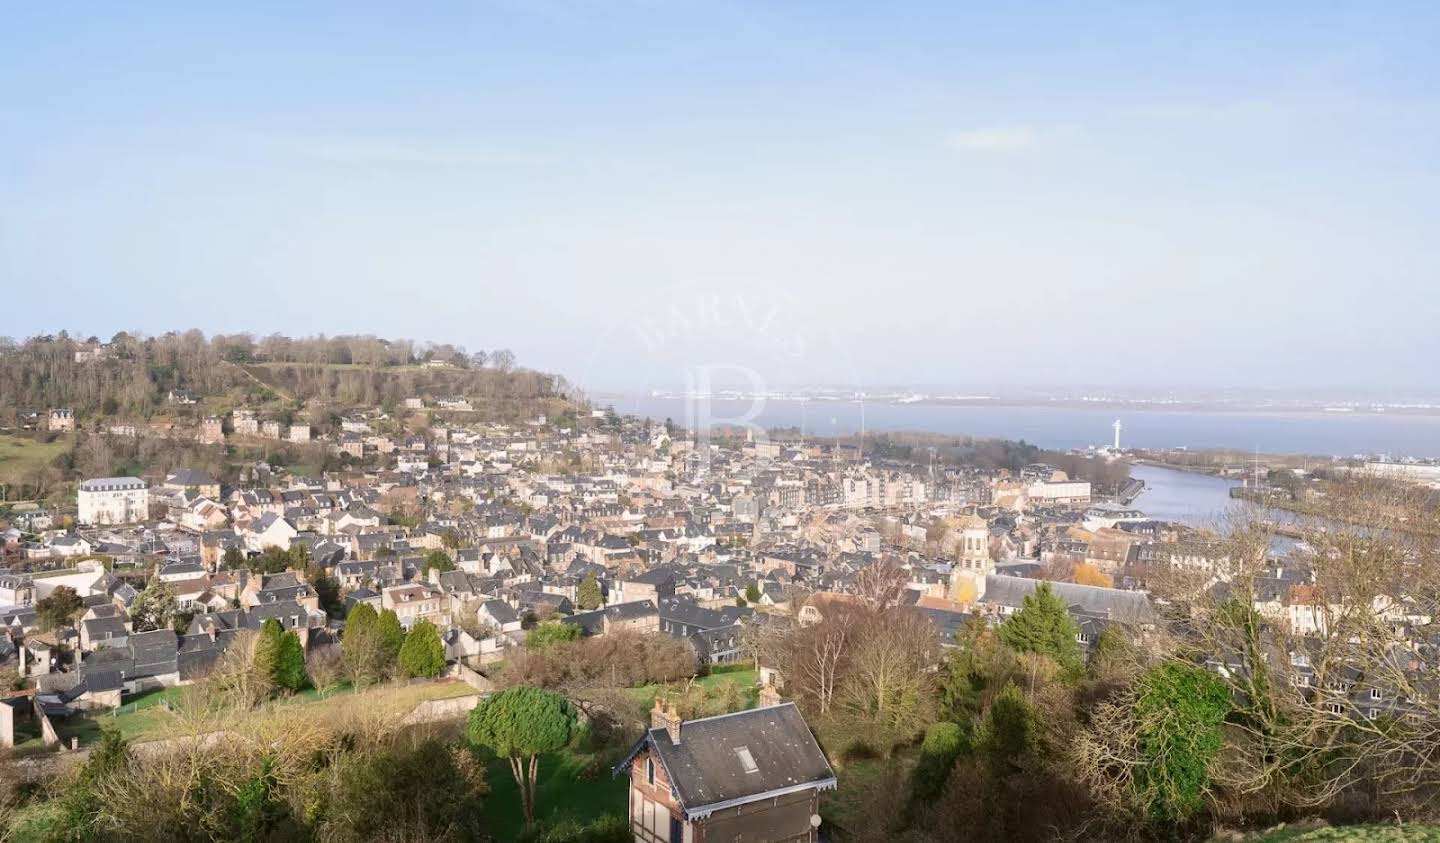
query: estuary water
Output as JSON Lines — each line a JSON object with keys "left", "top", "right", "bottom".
{"left": 1128, "top": 464, "right": 1240, "bottom": 529}
{"left": 611, "top": 396, "right": 1440, "bottom": 458}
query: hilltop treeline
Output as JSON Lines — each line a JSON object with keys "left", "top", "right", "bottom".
{"left": 0, "top": 331, "right": 578, "bottom": 422}
{"left": 0, "top": 331, "right": 242, "bottom": 422}
{"left": 857, "top": 431, "right": 1131, "bottom": 491}
{"left": 245, "top": 363, "right": 569, "bottom": 417}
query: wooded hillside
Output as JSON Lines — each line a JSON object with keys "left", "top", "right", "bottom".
{"left": 0, "top": 331, "right": 579, "bottom": 424}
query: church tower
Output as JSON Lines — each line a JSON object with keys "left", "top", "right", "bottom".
{"left": 949, "top": 515, "right": 993, "bottom": 603}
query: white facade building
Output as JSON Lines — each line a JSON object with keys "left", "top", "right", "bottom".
{"left": 78, "top": 477, "right": 149, "bottom": 526}
{"left": 1027, "top": 480, "right": 1092, "bottom": 506}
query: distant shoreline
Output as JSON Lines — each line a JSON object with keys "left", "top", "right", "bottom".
{"left": 593, "top": 393, "right": 1440, "bottom": 419}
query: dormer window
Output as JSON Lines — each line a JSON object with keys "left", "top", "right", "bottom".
{"left": 734, "top": 746, "right": 758, "bottom": 774}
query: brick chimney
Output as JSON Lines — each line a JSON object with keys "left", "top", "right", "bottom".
{"left": 651, "top": 695, "right": 682, "bottom": 744}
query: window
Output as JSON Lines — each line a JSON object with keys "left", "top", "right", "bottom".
{"left": 1326, "top": 702, "right": 1343, "bottom": 715}
{"left": 646, "top": 758, "right": 655, "bottom": 786}
{"left": 1370, "top": 688, "right": 1382, "bottom": 700}
{"left": 734, "top": 746, "right": 759, "bottom": 774}
{"left": 670, "top": 815, "right": 683, "bottom": 843}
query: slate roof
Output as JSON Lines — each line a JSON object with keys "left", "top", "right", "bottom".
{"left": 481, "top": 599, "right": 519, "bottom": 626}
{"left": 166, "top": 468, "right": 215, "bottom": 487}
{"left": 618, "top": 702, "right": 836, "bottom": 819}
{"left": 657, "top": 597, "right": 738, "bottom": 633}
{"left": 82, "top": 615, "right": 129, "bottom": 642}
{"left": 129, "top": 629, "right": 180, "bottom": 677}
{"left": 983, "top": 574, "right": 1157, "bottom": 625}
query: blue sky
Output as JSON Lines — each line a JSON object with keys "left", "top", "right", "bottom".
{"left": 2, "top": 2, "right": 1438, "bottom": 394}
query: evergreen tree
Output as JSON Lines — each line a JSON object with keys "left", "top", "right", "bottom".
{"left": 377, "top": 608, "right": 406, "bottom": 667}
{"left": 997, "top": 582, "right": 1083, "bottom": 674}
{"left": 305, "top": 563, "right": 342, "bottom": 616}
{"left": 1131, "top": 662, "right": 1233, "bottom": 823}
{"left": 275, "top": 630, "right": 308, "bottom": 692}
{"left": 423, "top": 549, "right": 455, "bottom": 575}
{"left": 745, "top": 582, "right": 762, "bottom": 604}
{"left": 467, "top": 687, "right": 577, "bottom": 829}
{"left": 576, "top": 573, "right": 603, "bottom": 610}
{"left": 940, "top": 615, "right": 998, "bottom": 722}
{"left": 221, "top": 546, "right": 247, "bottom": 570}
{"left": 129, "top": 580, "right": 178, "bottom": 633}
{"left": 346, "top": 601, "right": 378, "bottom": 635}
{"left": 254, "top": 618, "right": 285, "bottom": 695}
{"left": 911, "top": 721, "right": 968, "bottom": 804}
{"left": 341, "top": 602, "right": 385, "bottom": 687}
{"left": 976, "top": 682, "right": 1036, "bottom": 778}
{"left": 398, "top": 620, "right": 446, "bottom": 678}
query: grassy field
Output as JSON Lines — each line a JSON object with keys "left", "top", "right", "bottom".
{"left": 0, "top": 432, "right": 69, "bottom": 485}
{"left": 483, "top": 744, "right": 629, "bottom": 840}
{"left": 819, "top": 749, "right": 920, "bottom": 839}
{"left": 10, "top": 680, "right": 478, "bottom": 753}
{"left": 454, "top": 668, "right": 759, "bottom": 838}
{"left": 623, "top": 668, "right": 759, "bottom": 709}
{"left": 9, "top": 672, "right": 755, "bottom": 836}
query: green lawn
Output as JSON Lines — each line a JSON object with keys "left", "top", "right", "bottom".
{"left": 820, "top": 749, "right": 919, "bottom": 839}
{"left": 483, "top": 746, "right": 629, "bottom": 840}
{"left": 472, "top": 668, "right": 756, "bottom": 838}
{"left": 25, "top": 680, "right": 477, "bottom": 750}
{"left": 623, "top": 668, "right": 759, "bottom": 710}
{"left": 0, "top": 432, "right": 70, "bottom": 485}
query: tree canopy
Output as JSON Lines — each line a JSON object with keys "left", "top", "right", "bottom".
{"left": 129, "top": 580, "right": 178, "bottom": 633}
{"left": 526, "top": 620, "right": 581, "bottom": 650}
{"left": 997, "top": 582, "right": 1083, "bottom": 674}
{"left": 422, "top": 549, "right": 455, "bottom": 575}
{"left": 466, "top": 687, "right": 576, "bottom": 829}
{"left": 274, "top": 630, "right": 308, "bottom": 693}
{"left": 1131, "top": 663, "right": 1233, "bottom": 823}
{"left": 35, "top": 585, "right": 84, "bottom": 631}
{"left": 376, "top": 608, "right": 406, "bottom": 666}
{"left": 399, "top": 620, "right": 446, "bottom": 679}
{"left": 575, "top": 574, "right": 603, "bottom": 611}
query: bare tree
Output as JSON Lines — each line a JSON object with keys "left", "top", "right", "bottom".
{"left": 852, "top": 557, "right": 910, "bottom": 611}
{"left": 785, "top": 608, "right": 857, "bottom": 715}
{"left": 490, "top": 349, "right": 516, "bottom": 372}
{"left": 1150, "top": 473, "right": 1440, "bottom": 813}
{"left": 843, "top": 609, "right": 939, "bottom": 731}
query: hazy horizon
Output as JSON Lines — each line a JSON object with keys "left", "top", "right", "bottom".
{"left": 4, "top": 3, "right": 1439, "bottom": 395}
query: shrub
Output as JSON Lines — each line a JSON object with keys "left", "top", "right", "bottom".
{"left": 912, "top": 721, "right": 968, "bottom": 803}
{"left": 526, "top": 620, "right": 582, "bottom": 650}
{"left": 518, "top": 814, "right": 629, "bottom": 843}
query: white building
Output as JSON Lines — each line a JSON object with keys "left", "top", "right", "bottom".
{"left": 78, "top": 477, "right": 149, "bottom": 526}
{"left": 1082, "top": 502, "right": 1148, "bottom": 531}
{"left": 1363, "top": 461, "right": 1440, "bottom": 487}
{"left": 1027, "top": 480, "right": 1092, "bottom": 506}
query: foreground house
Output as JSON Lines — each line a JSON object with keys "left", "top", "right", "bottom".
{"left": 615, "top": 697, "right": 836, "bottom": 842}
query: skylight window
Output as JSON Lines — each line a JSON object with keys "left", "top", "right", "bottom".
{"left": 735, "top": 746, "right": 758, "bottom": 774}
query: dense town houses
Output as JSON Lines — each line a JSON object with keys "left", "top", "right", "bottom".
{"left": 1, "top": 398, "right": 1169, "bottom": 713}
{"left": 10, "top": 380, "right": 1439, "bottom": 840}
